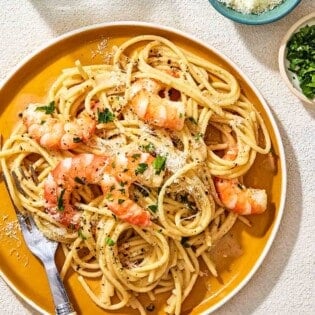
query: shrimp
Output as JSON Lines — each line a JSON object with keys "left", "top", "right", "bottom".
{"left": 214, "top": 178, "right": 267, "bottom": 215}
{"left": 214, "top": 138, "right": 267, "bottom": 215}
{"left": 44, "top": 152, "right": 164, "bottom": 228}
{"left": 23, "top": 103, "right": 96, "bottom": 150}
{"left": 130, "top": 78, "right": 185, "bottom": 131}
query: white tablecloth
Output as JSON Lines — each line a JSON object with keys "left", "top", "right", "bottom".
{"left": 0, "top": 1, "right": 314, "bottom": 314}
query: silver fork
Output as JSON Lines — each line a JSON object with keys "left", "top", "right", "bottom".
{"left": 4, "top": 179, "right": 76, "bottom": 315}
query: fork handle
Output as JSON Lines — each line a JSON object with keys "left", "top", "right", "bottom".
{"left": 44, "top": 264, "right": 76, "bottom": 315}
{"left": 55, "top": 302, "right": 77, "bottom": 315}
{"left": 55, "top": 303, "right": 77, "bottom": 315}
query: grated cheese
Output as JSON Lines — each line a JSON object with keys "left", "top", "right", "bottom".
{"left": 0, "top": 215, "right": 29, "bottom": 267}
{"left": 218, "top": 0, "right": 284, "bottom": 14}
{"left": 0, "top": 216, "right": 20, "bottom": 241}
{"left": 155, "top": 144, "right": 187, "bottom": 173}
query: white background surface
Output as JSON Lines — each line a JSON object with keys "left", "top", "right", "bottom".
{"left": 0, "top": 1, "right": 314, "bottom": 314}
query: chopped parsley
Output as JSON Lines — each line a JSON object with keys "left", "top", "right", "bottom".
{"left": 135, "top": 163, "right": 148, "bottom": 175}
{"left": 57, "top": 189, "right": 65, "bottom": 211}
{"left": 106, "top": 193, "right": 113, "bottom": 201}
{"left": 35, "top": 101, "right": 55, "bottom": 114}
{"left": 194, "top": 132, "right": 203, "bottom": 141}
{"left": 286, "top": 25, "right": 315, "bottom": 99}
{"left": 74, "top": 177, "right": 85, "bottom": 185}
{"left": 105, "top": 236, "right": 115, "bottom": 246}
{"left": 153, "top": 155, "right": 166, "bottom": 175}
{"left": 97, "top": 108, "right": 115, "bottom": 123}
{"left": 132, "top": 153, "right": 141, "bottom": 160}
{"left": 119, "top": 188, "right": 126, "bottom": 195}
{"left": 78, "top": 228, "right": 87, "bottom": 240}
{"left": 118, "top": 199, "right": 125, "bottom": 204}
{"left": 148, "top": 204, "right": 158, "bottom": 213}
{"left": 142, "top": 142, "right": 155, "bottom": 153}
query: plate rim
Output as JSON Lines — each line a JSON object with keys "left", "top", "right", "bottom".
{"left": 0, "top": 20, "right": 287, "bottom": 315}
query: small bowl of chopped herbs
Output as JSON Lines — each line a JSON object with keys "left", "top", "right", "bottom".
{"left": 279, "top": 12, "right": 315, "bottom": 105}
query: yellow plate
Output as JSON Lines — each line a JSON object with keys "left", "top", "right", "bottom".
{"left": 0, "top": 22, "right": 287, "bottom": 315}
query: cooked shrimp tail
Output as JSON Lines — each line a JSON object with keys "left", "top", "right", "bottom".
{"left": 214, "top": 138, "right": 267, "bottom": 215}
{"left": 23, "top": 103, "right": 96, "bottom": 150}
{"left": 130, "top": 78, "right": 185, "bottom": 131}
{"left": 215, "top": 178, "right": 267, "bottom": 215}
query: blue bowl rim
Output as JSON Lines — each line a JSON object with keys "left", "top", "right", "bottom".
{"left": 209, "top": 0, "right": 301, "bottom": 25}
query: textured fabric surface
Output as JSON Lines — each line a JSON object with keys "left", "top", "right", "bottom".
{"left": 0, "top": 1, "right": 314, "bottom": 314}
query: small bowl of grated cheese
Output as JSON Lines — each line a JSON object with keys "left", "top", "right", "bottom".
{"left": 209, "top": 0, "right": 301, "bottom": 25}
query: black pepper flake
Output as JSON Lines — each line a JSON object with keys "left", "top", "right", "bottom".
{"left": 136, "top": 186, "right": 149, "bottom": 197}
{"left": 74, "top": 177, "right": 85, "bottom": 185}
{"left": 146, "top": 303, "right": 155, "bottom": 312}
{"left": 73, "top": 137, "right": 82, "bottom": 143}
{"left": 237, "top": 183, "right": 244, "bottom": 190}
{"left": 188, "top": 116, "right": 197, "bottom": 124}
{"left": 180, "top": 237, "right": 191, "bottom": 248}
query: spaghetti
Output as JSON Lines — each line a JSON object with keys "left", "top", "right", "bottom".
{"left": 0, "top": 35, "right": 271, "bottom": 315}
